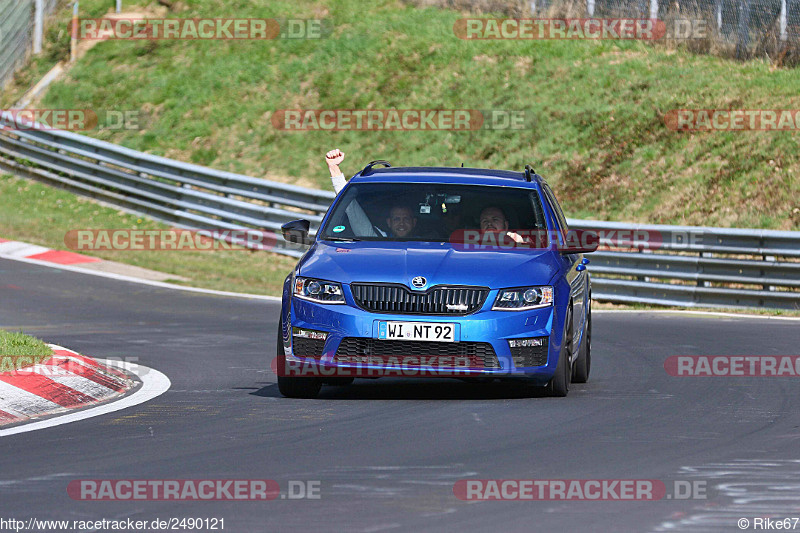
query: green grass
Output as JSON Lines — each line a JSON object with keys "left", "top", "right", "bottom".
{"left": 0, "top": 174, "right": 297, "bottom": 295}
{"left": 0, "top": 330, "right": 54, "bottom": 372}
{"left": 10, "top": 0, "right": 797, "bottom": 230}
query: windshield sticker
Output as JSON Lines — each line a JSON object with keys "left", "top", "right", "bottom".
{"left": 333, "top": 225, "right": 346, "bottom": 233}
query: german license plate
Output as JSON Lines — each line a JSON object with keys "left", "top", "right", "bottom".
{"left": 378, "top": 321, "right": 455, "bottom": 342}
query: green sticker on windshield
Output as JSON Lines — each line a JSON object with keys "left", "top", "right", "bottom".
{"left": 333, "top": 225, "right": 346, "bottom": 233}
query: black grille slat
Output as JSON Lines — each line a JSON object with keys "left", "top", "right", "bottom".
{"left": 510, "top": 338, "right": 549, "bottom": 368}
{"left": 351, "top": 284, "right": 489, "bottom": 315}
{"left": 292, "top": 336, "right": 325, "bottom": 358}
{"left": 336, "top": 338, "right": 501, "bottom": 369}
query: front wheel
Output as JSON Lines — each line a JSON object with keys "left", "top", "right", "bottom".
{"left": 546, "top": 306, "right": 572, "bottom": 397}
{"left": 276, "top": 320, "right": 321, "bottom": 399}
{"left": 572, "top": 303, "right": 591, "bottom": 384}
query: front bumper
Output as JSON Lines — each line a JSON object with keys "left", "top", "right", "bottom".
{"left": 283, "top": 293, "right": 564, "bottom": 384}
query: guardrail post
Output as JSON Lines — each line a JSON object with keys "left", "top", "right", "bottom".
{"left": 33, "top": 0, "right": 44, "bottom": 55}
{"left": 116, "top": 0, "right": 122, "bottom": 14}
{"left": 780, "top": 0, "right": 788, "bottom": 41}
{"left": 698, "top": 251, "right": 705, "bottom": 287}
{"left": 763, "top": 254, "right": 775, "bottom": 290}
{"left": 70, "top": 2, "right": 79, "bottom": 63}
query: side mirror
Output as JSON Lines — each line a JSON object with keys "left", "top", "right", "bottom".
{"left": 560, "top": 244, "right": 598, "bottom": 254}
{"left": 558, "top": 229, "right": 598, "bottom": 254}
{"left": 281, "top": 219, "right": 311, "bottom": 246}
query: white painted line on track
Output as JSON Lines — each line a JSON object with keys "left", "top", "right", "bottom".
{"left": 0, "top": 241, "right": 50, "bottom": 257}
{"left": 0, "top": 359, "right": 171, "bottom": 437}
{"left": 593, "top": 309, "right": 800, "bottom": 321}
{"left": 0, "top": 254, "right": 281, "bottom": 301}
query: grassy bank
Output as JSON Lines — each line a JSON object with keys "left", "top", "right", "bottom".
{"left": 5, "top": 0, "right": 796, "bottom": 230}
{"left": 0, "top": 330, "right": 53, "bottom": 372}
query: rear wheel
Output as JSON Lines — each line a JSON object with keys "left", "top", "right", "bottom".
{"left": 572, "top": 303, "right": 591, "bottom": 384}
{"left": 546, "top": 306, "right": 572, "bottom": 397}
{"left": 276, "top": 321, "right": 322, "bottom": 399}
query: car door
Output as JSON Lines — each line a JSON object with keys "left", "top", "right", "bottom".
{"left": 541, "top": 184, "right": 586, "bottom": 350}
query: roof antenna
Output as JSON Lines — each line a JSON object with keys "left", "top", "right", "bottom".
{"left": 360, "top": 160, "right": 392, "bottom": 176}
{"left": 524, "top": 164, "right": 535, "bottom": 182}
{"left": 461, "top": 162, "right": 464, "bottom": 167}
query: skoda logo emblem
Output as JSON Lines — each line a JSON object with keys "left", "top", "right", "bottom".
{"left": 411, "top": 276, "right": 427, "bottom": 289}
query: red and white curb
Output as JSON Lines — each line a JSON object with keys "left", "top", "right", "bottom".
{"left": 0, "top": 346, "right": 170, "bottom": 437}
{"left": 0, "top": 237, "right": 101, "bottom": 266}
{"left": 0, "top": 344, "right": 134, "bottom": 426}
{"left": 0, "top": 344, "right": 137, "bottom": 425}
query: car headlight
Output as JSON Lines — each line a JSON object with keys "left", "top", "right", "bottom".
{"left": 492, "top": 286, "right": 553, "bottom": 311}
{"left": 293, "top": 277, "right": 345, "bottom": 304}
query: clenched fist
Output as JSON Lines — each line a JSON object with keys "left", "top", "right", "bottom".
{"left": 325, "top": 149, "right": 345, "bottom": 167}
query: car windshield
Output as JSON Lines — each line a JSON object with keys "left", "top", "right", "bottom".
{"left": 320, "top": 182, "right": 548, "bottom": 242}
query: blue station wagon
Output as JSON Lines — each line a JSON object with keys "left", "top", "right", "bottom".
{"left": 277, "top": 163, "right": 594, "bottom": 398}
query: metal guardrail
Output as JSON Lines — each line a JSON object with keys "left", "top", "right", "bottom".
{"left": 0, "top": 111, "right": 334, "bottom": 258}
{"left": 0, "top": 111, "right": 798, "bottom": 310}
{"left": 566, "top": 219, "right": 800, "bottom": 309}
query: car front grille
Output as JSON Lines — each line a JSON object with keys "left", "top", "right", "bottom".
{"left": 510, "top": 338, "right": 548, "bottom": 368}
{"left": 350, "top": 283, "right": 488, "bottom": 315}
{"left": 292, "top": 336, "right": 325, "bottom": 358}
{"left": 335, "top": 338, "right": 501, "bottom": 369}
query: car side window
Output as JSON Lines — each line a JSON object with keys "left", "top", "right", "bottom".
{"left": 542, "top": 184, "right": 569, "bottom": 232}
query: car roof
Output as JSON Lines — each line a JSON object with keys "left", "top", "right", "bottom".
{"left": 350, "top": 166, "right": 546, "bottom": 189}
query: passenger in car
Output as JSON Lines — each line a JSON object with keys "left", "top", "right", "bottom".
{"left": 325, "top": 148, "right": 384, "bottom": 237}
{"left": 385, "top": 205, "right": 417, "bottom": 238}
{"left": 479, "top": 206, "right": 531, "bottom": 246}
{"left": 326, "top": 149, "right": 423, "bottom": 239}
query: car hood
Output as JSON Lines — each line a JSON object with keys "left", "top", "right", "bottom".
{"left": 298, "top": 241, "right": 561, "bottom": 289}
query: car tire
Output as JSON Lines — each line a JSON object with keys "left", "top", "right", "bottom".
{"left": 546, "top": 306, "right": 572, "bottom": 397}
{"left": 276, "top": 321, "right": 322, "bottom": 399}
{"left": 323, "top": 377, "right": 354, "bottom": 386}
{"left": 572, "top": 302, "right": 591, "bottom": 384}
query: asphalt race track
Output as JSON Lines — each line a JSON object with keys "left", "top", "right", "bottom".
{"left": 1, "top": 257, "right": 799, "bottom": 533}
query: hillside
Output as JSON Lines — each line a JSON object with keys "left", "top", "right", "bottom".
{"left": 4, "top": 0, "right": 799, "bottom": 229}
